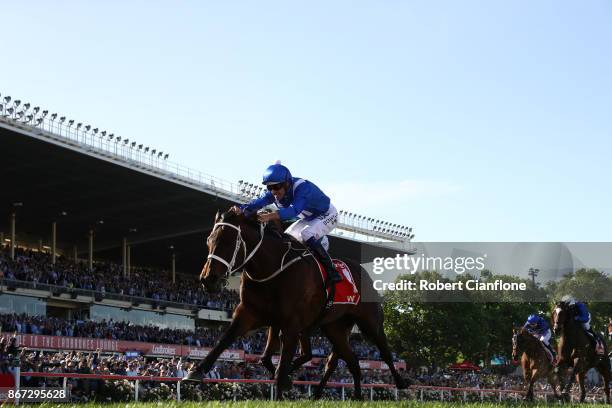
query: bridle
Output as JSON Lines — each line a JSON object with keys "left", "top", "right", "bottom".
{"left": 206, "top": 218, "right": 312, "bottom": 284}
{"left": 207, "top": 221, "right": 265, "bottom": 279}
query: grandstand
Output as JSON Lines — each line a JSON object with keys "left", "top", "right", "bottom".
{"left": 0, "top": 93, "right": 413, "bottom": 368}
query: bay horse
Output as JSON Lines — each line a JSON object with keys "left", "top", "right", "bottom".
{"left": 552, "top": 301, "right": 610, "bottom": 403}
{"left": 183, "top": 211, "right": 407, "bottom": 398}
{"left": 512, "top": 327, "right": 559, "bottom": 401}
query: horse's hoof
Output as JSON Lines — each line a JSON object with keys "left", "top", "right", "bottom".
{"left": 182, "top": 370, "right": 203, "bottom": 383}
{"left": 276, "top": 375, "right": 293, "bottom": 392}
{"left": 396, "top": 376, "right": 411, "bottom": 389}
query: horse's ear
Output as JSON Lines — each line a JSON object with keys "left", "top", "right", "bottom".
{"left": 215, "top": 210, "right": 221, "bottom": 222}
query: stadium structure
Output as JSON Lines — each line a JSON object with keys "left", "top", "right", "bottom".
{"left": 0, "top": 92, "right": 413, "bottom": 361}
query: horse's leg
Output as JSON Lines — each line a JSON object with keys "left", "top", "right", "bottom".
{"left": 546, "top": 365, "right": 561, "bottom": 400}
{"left": 356, "top": 310, "right": 408, "bottom": 389}
{"left": 562, "top": 357, "right": 583, "bottom": 400}
{"left": 596, "top": 358, "right": 611, "bottom": 404}
{"left": 313, "top": 350, "right": 339, "bottom": 400}
{"left": 275, "top": 328, "right": 300, "bottom": 395}
{"left": 184, "top": 304, "right": 260, "bottom": 382}
{"left": 547, "top": 372, "right": 561, "bottom": 400}
{"left": 261, "top": 326, "right": 280, "bottom": 378}
{"left": 576, "top": 369, "right": 586, "bottom": 402}
{"left": 321, "top": 323, "right": 362, "bottom": 400}
{"left": 523, "top": 367, "right": 534, "bottom": 401}
{"left": 290, "top": 334, "right": 313, "bottom": 374}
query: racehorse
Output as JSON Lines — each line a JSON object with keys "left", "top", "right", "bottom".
{"left": 552, "top": 301, "right": 610, "bottom": 403}
{"left": 184, "top": 211, "right": 408, "bottom": 398}
{"left": 512, "top": 327, "right": 560, "bottom": 401}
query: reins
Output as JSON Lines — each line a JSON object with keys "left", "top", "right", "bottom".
{"left": 207, "top": 220, "right": 312, "bottom": 282}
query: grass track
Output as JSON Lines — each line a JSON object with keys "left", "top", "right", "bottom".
{"left": 29, "top": 402, "right": 607, "bottom": 408}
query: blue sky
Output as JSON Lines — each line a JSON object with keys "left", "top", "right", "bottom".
{"left": 2, "top": 1, "right": 611, "bottom": 241}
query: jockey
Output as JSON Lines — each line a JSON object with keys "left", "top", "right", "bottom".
{"left": 232, "top": 162, "right": 342, "bottom": 286}
{"left": 524, "top": 314, "right": 555, "bottom": 357}
{"left": 561, "top": 295, "right": 597, "bottom": 343}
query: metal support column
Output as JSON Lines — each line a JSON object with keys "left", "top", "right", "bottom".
{"left": 172, "top": 253, "right": 176, "bottom": 284}
{"left": 10, "top": 213, "right": 16, "bottom": 260}
{"left": 88, "top": 230, "right": 93, "bottom": 272}
{"left": 52, "top": 222, "right": 57, "bottom": 265}
{"left": 122, "top": 238, "right": 127, "bottom": 277}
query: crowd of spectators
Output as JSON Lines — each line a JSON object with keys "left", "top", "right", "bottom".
{"left": 11, "top": 347, "right": 608, "bottom": 402}
{"left": 0, "top": 313, "right": 386, "bottom": 360}
{"left": 1, "top": 328, "right": 608, "bottom": 402}
{"left": 0, "top": 246, "right": 239, "bottom": 311}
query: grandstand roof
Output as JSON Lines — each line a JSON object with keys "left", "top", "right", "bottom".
{"left": 1, "top": 120, "right": 402, "bottom": 275}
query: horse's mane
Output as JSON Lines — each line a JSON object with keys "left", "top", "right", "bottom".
{"left": 219, "top": 210, "right": 285, "bottom": 240}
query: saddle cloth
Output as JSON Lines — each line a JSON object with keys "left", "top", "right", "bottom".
{"left": 313, "top": 259, "right": 360, "bottom": 305}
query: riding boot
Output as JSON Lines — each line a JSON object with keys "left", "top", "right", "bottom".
{"left": 544, "top": 343, "right": 556, "bottom": 362}
{"left": 306, "top": 237, "right": 342, "bottom": 284}
{"left": 585, "top": 328, "right": 597, "bottom": 347}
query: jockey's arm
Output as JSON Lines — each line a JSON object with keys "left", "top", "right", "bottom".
{"left": 277, "top": 196, "right": 307, "bottom": 221}
{"left": 240, "top": 192, "right": 274, "bottom": 215}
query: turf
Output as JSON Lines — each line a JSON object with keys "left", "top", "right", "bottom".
{"left": 27, "top": 401, "right": 608, "bottom": 408}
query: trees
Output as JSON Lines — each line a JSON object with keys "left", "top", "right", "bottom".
{"left": 382, "top": 267, "right": 609, "bottom": 368}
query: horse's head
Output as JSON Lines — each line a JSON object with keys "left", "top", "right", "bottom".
{"left": 552, "top": 301, "right": 573, "bottom": 336}
{"left": 200, "top": 210, "right": 260, "bottom": 293}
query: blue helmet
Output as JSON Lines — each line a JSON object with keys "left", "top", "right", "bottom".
{"left": 527, "top": 314, "right": 539, "bottom": 325}
{"left": 262, "top": 162, "right": 292, "bottom": 185}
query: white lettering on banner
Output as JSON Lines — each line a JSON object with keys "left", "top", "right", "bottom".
{"left": 151, "top": 345, "right": 177, "bottom": 355}
{"left": 188, "top": 348, "right": 209, "bottom": 358}
{"left": 359, "top": 361, "right": 372, "bottom": 369}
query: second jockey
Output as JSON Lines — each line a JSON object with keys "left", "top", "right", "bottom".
{"left": 232, "top": 162, "right": 343, "bottom": 287}
{"left": 524, "top": 314, "right": 555, "bottom": 358}
{"left": 561, "top": 295, "right": 597, "bottom": 346}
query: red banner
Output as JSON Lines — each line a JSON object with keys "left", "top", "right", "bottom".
{"left": 1, "top": 334, "right": 244, "bottom": 361}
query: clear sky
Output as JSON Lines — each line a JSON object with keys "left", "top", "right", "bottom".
{"left": 2, "top": 1, "right": 611, "bottom": 241}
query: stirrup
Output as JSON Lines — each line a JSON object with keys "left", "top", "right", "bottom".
{"left": 325, "top": 283, "right": 336, "bottom": 309}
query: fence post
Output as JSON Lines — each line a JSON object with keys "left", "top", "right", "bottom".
{"left": 394, "top": 387, "right": 398, "bottom": 401}
{"left": 63, "top": 376, "right": 68, "bottom": 394}
{"left": 342, "top": 386, "right": 345, "bottom": 401}
{"left": 499, "top": 391, "right": 502, "bottom": 402}
{"left": 135, "top": 380, "right": 139, "bottom": 401}
{"left": 177, "top": 380, "right": 181, "bottom": 402}
{"left": 370, "top": 386, "right": 374, "bottom": 401}
{"left": 13, "top": 366, "right": 20, "bottom": 406}
{"left": 269, "top": 384, "right": 273, "bottom": 401}
{"left": 480, "top": 391, "right": 484, "bottom": 402}
{"left": 233, "top": 383, "right": 237, "bottom": 402}
{"left": 440, "top": 390, "right": 444, "bottom": 401}
{"left": 463, "top": 390, "right": 467, "bottom": 402}
{"left": 420, "top": 388, "right": 423, "bottom": 401}
{"left": 308, "top": 385, "right": 311, "bottom": 398}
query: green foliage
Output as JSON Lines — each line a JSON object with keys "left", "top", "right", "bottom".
{"left": 383, "top": 267, "right": 610, "bottom": 368}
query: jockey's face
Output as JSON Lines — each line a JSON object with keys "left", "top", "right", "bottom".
{"left": 268, "top": 182, "right": 287, "bottom": 201}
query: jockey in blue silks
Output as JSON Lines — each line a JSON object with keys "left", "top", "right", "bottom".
{"left": 232, "top": 162, "right": 342, "bottom": 286}
{"left": 524, "top": 314, "right": 555, "bottom": 357}
{"left": 561, "top": 295, "right": 596, "bottom": 342}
